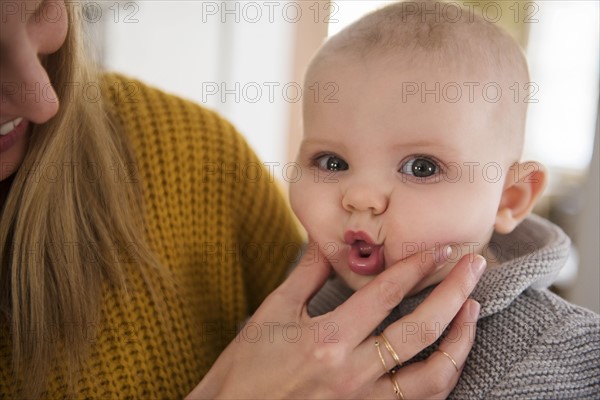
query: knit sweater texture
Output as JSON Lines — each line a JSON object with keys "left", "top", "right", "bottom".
{"left": 309, "top": 214, "right": 600, "bottom": 399}
{"left": 0, "top": 74, "right": 302, "bottom": 398}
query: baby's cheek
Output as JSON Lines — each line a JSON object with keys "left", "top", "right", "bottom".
{"left": 386, "top": 195, "right": 495, "bottom": 260}
{"left": 289, "top": 180, "right": 313, "bottom": 222}
{"left": 291, "top": 184, "right": 337, "bottom": 244}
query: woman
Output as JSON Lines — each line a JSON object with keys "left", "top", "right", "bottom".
{"left": 0, "top": 1, "right": 481, "bottom": 398}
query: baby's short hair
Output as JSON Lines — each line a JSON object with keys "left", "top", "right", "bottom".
{"left": 319, "top": 1, "right": 528, "bottom": 79}
{"left": 307, "top": 0, "right": 531, "bottom": 158}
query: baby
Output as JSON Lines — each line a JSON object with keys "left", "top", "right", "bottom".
{"left": 289, "top": 1, "right": 600, "bottom": 398}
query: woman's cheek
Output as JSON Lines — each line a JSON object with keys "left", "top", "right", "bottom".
{"left": 29, "top": 1, "right": 68, "bottom": 55}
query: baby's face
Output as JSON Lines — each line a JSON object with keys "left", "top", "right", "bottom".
{"left": 290, "top": 54, "right": 516, "bottom": 292}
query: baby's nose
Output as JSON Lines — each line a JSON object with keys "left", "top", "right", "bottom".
{"left": 341, "top": 182, "right": 389, "bottom": 215}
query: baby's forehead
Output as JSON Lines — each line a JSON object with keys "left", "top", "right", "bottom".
{"left": 304, "top": 57, "right": 523, "bottom": 163}
{"left": 304, "top": 2, "right": 529, "bottom": 160}
{"left": 309, "top": 50, "right": 508, "bottom": 87}
{"left": 308, "top": 1, "right": 529, "bottom": 86}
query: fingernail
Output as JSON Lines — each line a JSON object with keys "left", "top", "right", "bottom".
{"left": 471, "top": 255, "right": 487, "bottom": 278}
{"left": 469, "top": 299, "right": 481, "bottom": 319}
{"left": 435, "top": 244, "right": 452, "bottom": 266}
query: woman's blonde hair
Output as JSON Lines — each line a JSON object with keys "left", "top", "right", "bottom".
{"left": 0, "top": 3, "right": 164, "bottom": 397}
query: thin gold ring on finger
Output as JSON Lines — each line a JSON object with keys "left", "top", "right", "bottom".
{"left": 388, "top": 374, "right": 405, "bottom": 400}
{"left": 437, "top": 349, "right": 459, "bottom": 372}
{"left": 374, "top": 338, "right": 389, "bottom": 375}
{"left": 380, "top": 332, "right": 402, "bottom": 367}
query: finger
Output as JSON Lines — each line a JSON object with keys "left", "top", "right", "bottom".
{"left": 369, "top": 373, "right": 407, "bottom": 400}
{"left": 377, "top": 254, "right": 485, "bottom": 362}
{"left": 330, "top": 244, "right": 451, "bottom": 345}
{"left": 371, "top": 364, "right": 448, "bottom": 400}
{"left": 354, "top": 333, "right": 411, "bottom": 389}
{"left": 371, "top": 300, "right": 481, "bottom": 400}
{"left": 273, "top": 241, "right": 333, "bottom": 306}
{"left": 435, "top": 298, "right": 480, "bottom": 375}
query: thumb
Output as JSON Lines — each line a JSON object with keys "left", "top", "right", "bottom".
{"left": 275, "top": 241, "right": 332, "bottom": 306}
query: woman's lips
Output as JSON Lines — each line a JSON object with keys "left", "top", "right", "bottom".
{"left": 0, "top": 118, "right": 29, "bottom": 153}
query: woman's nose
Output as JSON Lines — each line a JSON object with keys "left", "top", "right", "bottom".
{"left": 341, "top": 181, "right": 389, "bottom": 215}
{"left": 1, "top": 51, "right": 60, "bottom": 124}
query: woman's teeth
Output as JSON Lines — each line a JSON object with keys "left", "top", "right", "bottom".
{"left": 0, "top": 117, "right": 23, "bottom": 136}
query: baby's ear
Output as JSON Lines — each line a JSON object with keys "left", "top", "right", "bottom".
{"left": 495, "top": 161, "right": 547, "bottom": 234}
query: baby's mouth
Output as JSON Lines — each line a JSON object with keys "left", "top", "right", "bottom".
{"left": 348, "top": 240, "right": 384, "bottom": 275}
{"left": 357, "top": 241, "right": 375, "bottom": 257}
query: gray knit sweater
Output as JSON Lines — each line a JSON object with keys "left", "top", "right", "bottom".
{"left": 308, "top": 215, "right": 600, "bottom": 399}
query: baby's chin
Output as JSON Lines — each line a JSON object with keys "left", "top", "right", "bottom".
{"left": 330, "top": 264, "right": 376, "bottom": 292}
{"left": 337, "top": 274, "right": 374, "bottom": 292}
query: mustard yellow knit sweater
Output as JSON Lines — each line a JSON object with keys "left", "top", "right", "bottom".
{"left": 0, "top": 73, "right": 302, "bottom": 398}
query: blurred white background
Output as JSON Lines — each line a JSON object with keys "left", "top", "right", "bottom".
{"left": 87, "top": 0, "right": 599, "bottom": 312}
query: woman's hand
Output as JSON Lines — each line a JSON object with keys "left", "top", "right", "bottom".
{"left": 187, "top": 243, "right": 485, "bottom": 399}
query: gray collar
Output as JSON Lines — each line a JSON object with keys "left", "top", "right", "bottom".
{"left": 472, "top": 214, "right": 570, "bottom": 318}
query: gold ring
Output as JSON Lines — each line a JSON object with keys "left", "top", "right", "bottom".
{"left": 374, "top": 338, "right": 389, "bottom": 374}
{"left": 380, "top": 332, "right": 402, "bottom": 367}
{"left": 437, "top": 349, "right": 459, "bottom": 372}
{"left": 388, "top": 375, "right": 405, "bottom": 400}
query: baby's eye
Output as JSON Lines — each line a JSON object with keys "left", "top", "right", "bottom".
{"left": 400, "top": 157, "right": 439, "bottom": 178}
{"left": 315, "top": 155, "right": 349, "bottom": 171}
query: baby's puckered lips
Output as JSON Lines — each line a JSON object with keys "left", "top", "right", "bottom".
{"left": 344, "top": 230, "right": 385, "bottom": 276}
